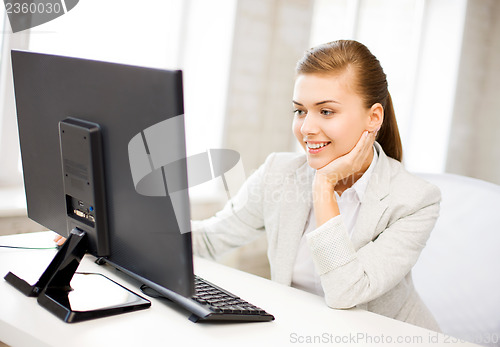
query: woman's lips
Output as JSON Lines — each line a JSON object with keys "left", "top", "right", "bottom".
{"left": 306, "top": 141, "right": 331, "bottom": 154}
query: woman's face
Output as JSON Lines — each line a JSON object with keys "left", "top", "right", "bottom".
{"left": 292, "top": 72, "right": 371, "bottom": 170}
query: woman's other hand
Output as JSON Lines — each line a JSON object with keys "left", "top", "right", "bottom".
{"left": 53, "top": 234, "right": 66, "bottom": 246}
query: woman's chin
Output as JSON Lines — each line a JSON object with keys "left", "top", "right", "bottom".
{"left": 306, "top": 156, "right": 328, "bottom": 170}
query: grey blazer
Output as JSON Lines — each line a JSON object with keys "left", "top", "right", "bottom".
{"left": 192, "top": 142, "right": 441, "bottom": 331}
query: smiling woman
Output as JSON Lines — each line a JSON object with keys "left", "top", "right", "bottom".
{"left": 191, "top": 39, "right": 442, "bottom": 332}
{"left": 292, "top": 72, "right": 375, "bottom": 171}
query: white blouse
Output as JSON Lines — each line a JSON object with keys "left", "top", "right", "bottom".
{"left": 291, "top": 147, "right": 378, "bottom": 296}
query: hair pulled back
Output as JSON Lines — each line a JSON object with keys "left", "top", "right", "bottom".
{"left": 296, "top": 40, "right": 402, "bottom": 161}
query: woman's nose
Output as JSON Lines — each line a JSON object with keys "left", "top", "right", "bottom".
{"left": 300, "top": 114, "right": 318, "bottom": 135}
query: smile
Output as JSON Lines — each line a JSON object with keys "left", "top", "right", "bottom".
{"left": 306, "top": 141, "right": 331, "bottom": 153}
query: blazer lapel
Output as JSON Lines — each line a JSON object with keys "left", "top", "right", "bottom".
{"left": 351, "top": 142, "right": 391, "bottom": 250}
{"left": 273, "top": 161, "right": 313, "bottom": 285}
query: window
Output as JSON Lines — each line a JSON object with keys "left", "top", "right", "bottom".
{"left": 0, "top": 10, "right": 29, "bottom": 188}
{"left": 309, "top": 0, "right": 467, "bottom": 173}
{"left": 0, "top": 0, "right": 237, "bottom": 201}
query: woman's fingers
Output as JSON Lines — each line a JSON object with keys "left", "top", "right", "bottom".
{"left": 53, "top": 235, "right": 66, "bottom": 246}
{"left": 318, "top": 130, "right": 375, "bottom": 183}
{"left": 348, "top": 130, "right": 375, "bottom": 170}
{"left": 349, "top": 130, "right": 374, "bottom": 159}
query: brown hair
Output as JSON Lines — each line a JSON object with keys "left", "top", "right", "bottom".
{"left": 296, "top": 40, "right": 402, "bottom": 162}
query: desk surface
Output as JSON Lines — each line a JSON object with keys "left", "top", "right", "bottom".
{"left": 0, "top": 232, "right": 478, "bottom": 347}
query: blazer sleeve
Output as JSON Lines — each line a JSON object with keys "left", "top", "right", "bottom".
{"left": 306, "top": 180, "right": 441, "bottom": 309}
{"left": 191, "top": 153, "right": 277, "bottom": 259}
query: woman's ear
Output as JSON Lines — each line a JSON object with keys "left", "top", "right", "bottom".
{"left": 367, "top": 103, "right": 384, "bottom": 132}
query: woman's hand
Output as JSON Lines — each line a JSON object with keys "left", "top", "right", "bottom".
{"left": 312, "top": 129, "right": 377, "bottom": 227}
{"left": 314, "top": 130, "right": 377, "bottom": 190}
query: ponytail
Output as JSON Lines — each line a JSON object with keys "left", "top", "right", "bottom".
{"left": 377, "top": 93, "right": 402, "bottom": 162}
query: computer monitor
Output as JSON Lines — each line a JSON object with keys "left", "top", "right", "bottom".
{"left": 6, "top": 50, "right": 194, "bottom": 322}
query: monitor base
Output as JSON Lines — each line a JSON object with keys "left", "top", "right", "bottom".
{"left": 4, "top": 228, "right": 150, "bottom": 323}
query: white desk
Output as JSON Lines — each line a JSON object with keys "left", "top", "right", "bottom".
{"left": 0, "top": 232, "right": 478, "bottom": 347}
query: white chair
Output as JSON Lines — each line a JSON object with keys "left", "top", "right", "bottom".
{"left": 413, "top": 173, "right": 500, "bottom": 346}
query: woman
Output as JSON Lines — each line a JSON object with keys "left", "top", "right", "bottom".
{"left": 191, "top": 40, "right": 441, "bottom": 331}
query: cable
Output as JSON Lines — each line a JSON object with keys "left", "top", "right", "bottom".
{"left": 0, "top": 245, "right": 57, "bottom": 250}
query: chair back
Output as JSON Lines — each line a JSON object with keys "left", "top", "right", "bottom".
{"left": 413, "top": 173, "right": 500, "bottom": 346}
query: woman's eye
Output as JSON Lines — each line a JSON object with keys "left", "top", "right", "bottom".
{"left": 293, "top": 109, "right": 306, "bottom": 117}
{"left": 321, "top": 109, "right": 334, "bottom": 116}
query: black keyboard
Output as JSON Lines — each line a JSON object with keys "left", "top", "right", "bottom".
{"left": 140, "top": 275, "right": 275, "bottom": 323}
{"left": 189, "top": 275, "right": 274, "bottom": 322}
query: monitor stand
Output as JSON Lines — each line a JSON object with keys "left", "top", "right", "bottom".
{"left": 4, "top": 227, "right": 150, "bottom": 323}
